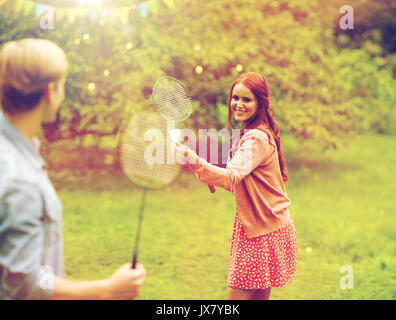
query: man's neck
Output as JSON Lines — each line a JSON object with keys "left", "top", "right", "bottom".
{"left": 3, "top": 108, "right": 42, "bottom": 142}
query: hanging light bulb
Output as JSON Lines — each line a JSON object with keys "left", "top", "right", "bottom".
{"left": 126, "top": 42, "right": 133, "bottom": 50}
{"left": 103, "top": 69, "right": 110, "bottom": 77}
{"left": 77, "top": 0, "right": 102, "bottom": 8}
{"left": 195, "top": 65, "right": 203, "bottom": 74}
{"left": 235, "top": 64, "right": 243, "bottom": 72}
{"left": 83, "top": 33, "right": 90, "bottom": 41}
{"left": 88, "top": 82, "right": 96, "bottom": 91}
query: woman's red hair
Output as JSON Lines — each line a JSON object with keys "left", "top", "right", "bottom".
{"left": 227, "top": 72, "right": 289, "bottom": 182}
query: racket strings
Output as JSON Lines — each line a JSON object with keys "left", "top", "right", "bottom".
{"left": 153, "top": 78, "right": 192, "bottom": 122}
{"left": 120, "top": 114, "right": 180, "bottom": 188}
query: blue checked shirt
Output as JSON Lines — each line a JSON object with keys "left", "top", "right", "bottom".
{"left": 0, "top": 112, "right": 64, "bottom": 299}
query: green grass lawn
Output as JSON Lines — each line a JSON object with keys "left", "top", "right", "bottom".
{"left": 57, "top": 133, "right": 396, "bottom": 300}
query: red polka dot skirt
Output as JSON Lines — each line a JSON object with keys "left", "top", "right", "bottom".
{"left": 227, "top": 212, "right": 298, "bottom": 290}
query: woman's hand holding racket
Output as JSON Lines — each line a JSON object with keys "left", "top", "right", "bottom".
{"left": 174, "top": 143, "right": 216, "bottom": 193}
{"left": 174, "top": 142, "right": 194, "bottom": 165}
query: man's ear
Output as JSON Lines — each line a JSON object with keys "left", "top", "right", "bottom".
{"left": 43, "top": 82, "right": 56, "bottom": 103}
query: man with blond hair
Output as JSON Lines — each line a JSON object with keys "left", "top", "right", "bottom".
{"left": 0, "top": 38, "right": 146, "bottom": 300}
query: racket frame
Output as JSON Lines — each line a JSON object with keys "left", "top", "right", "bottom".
{"left": 152, "top": 76, "right": 216, "bottom": 193}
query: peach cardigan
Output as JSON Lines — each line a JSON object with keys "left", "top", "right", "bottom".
{"left": 186, "top": 123, "right": 291, "bottom": 238}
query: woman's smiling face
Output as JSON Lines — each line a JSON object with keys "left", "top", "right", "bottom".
{"left": 231, "top": 83, "right": 258, "bottom": 124}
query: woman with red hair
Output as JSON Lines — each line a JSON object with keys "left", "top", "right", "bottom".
{"left": 175, "top": 72, "right": 297, "bottom": 300}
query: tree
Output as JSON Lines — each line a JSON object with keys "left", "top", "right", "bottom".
{"left": 1, "top": 0, "right": 395, "bottom": 174}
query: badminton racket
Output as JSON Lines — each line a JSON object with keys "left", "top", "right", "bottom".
{"left": 119, "top": 112, "right": 181, "bottom": 268}
{"left": 152, "top": 76, "right": 216, "bottom": 193}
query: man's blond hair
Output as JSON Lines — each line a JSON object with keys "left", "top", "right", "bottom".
{"left": 0, "top": 38, "right": 68, "bottom": 114}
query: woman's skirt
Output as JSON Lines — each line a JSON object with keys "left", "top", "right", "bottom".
{"left": 227, "top": 212, "right": 298, "bottom": 289}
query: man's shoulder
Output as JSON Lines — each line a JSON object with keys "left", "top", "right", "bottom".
{"left": 0, "top": 134, "right": 18, "bottom": 171}
{"left": 0, "top": 134, "right": 36, "bottom": 185}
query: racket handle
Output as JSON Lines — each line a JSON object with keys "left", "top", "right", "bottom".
{"left": 132, "top": 254, "right": 137, "bottom": 269}
{"left": 208, "top": 184, "right": 216, "bottom": 193}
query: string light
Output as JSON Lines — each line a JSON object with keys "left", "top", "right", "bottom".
{"left": 195, "top": 65, "right": 203, "bottom": 74}
{"left": 125, "top": 42, "right": 133, "bottom": 50}
{"left": 83, "top": 33, "right": 90, "bottom": 41}
{"left": 88, "top": 82, "right": 96, "bottom": 91}
{"left": 77, "top": 0, "right": 102, "bottom": 9}
{"left": 74, "top": 38, "right": 81, "bottom": 45}
{"left": 235, "top": 64, "right": 243, "bottom": 72}
{"left": 103, "top": 69, "right": 110, "bottom": 77}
